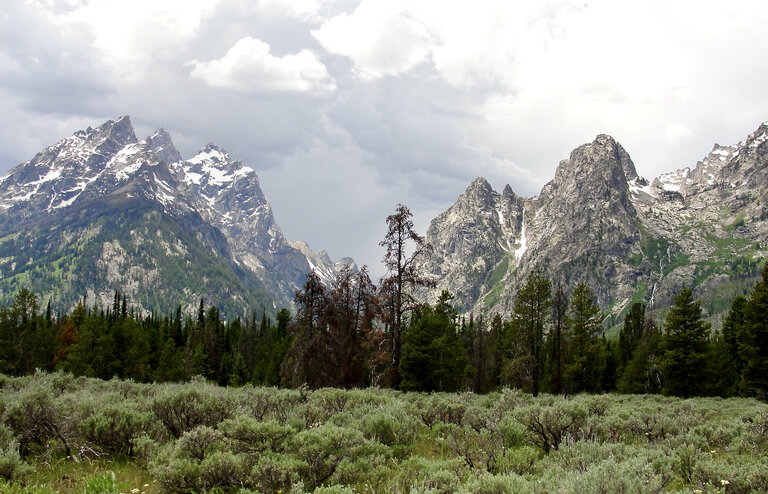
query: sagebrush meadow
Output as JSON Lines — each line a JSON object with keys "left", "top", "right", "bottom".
{"left": 1, "top": 372, "right": 768, "bottom": 493}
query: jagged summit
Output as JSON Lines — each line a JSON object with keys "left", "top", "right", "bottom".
{"left": 424, "top": 122, "right": 767, "bottom": 318}
{"left": 552, "top": 134, "right": 638, "bottom": 189}
{"left": 147, "top": 128, "right": 182, "bottom": 164}
{"left": 460, "top": 177, "right": 497, "bottom": 206}
{"left": 0, "top": 117, "right": 352, "bottom": 316}
{"left": 501, "top": 184, "right": 517, "bottom": 200}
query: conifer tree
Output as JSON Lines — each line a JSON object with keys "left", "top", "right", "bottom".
{"left": 563, "top": 282, "right": 605, "bottom": 393}
{"left": 502, "top": 270, "right": 551, "bottom": 396}
{"left": 548, "top": 283, "right": 568, "bottom": 394}
{"left": 659, "top": 288, "right": 711, "bottom": 397}
{"left": 400, "top": 291, "right": 468, "bottom": 392}
{"left": 619, "top": 302, "right": 646, "bottom": 366}
{"left": 281, "top": 271, "right": 330, "bottom": 388}
{"left": 616, "top": 317, "right": 662, "bottom": 394}
{"left": 739, "top": 262, "right": 768, "bottom": 400}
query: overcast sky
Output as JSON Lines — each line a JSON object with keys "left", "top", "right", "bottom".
{"left": 2, "top": 0, "right": 768, "bottom": 276}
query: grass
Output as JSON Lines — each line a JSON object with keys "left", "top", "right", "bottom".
{"left": 482, "top": 258, "right": 510, "bottom": 308}
{"left": 1, "top": 458, "right": 161, "bottom": 494}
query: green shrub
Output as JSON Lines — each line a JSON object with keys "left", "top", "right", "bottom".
{"left": 408, "top": 393, "right": 472, "bottom": 430}
{"left": 290, "top": 423, "right": 369, "bottom": 489}
{"left": 150, "top": 454, "right": 201, "bottom": 493}
{"left": 514, "top": 397, "right": 587, "bottom": 453}
{"left": 392, "top": 456, "right": 464, "bottom": 494}
{"left": 218, "top": 415, "right": 294, "bottom": 455}
{"left": 150, "top": 383, "right": 233, "bottom": 439}
{"left": 690, "top": 451, "right": 768, "bottom": 493}
{"left": 199, "top": 451, "right": 248, "bottom": 490}
{"left": 79, "top": 402, "right": 153, "bottom": 456}
{"left": 3, "top": 381, "right": 77, "bottom": 457}
{"left": 357, "top": 403, "right": 421, "bottom": 447}
{"left": 231, "top": 385, "right": 277, "bottom": 420}
{"left": 557, "top": 455, "right": 667, "bottom": 494}
{"left": 177, "top": 425, "right": 223, "bottom": 461}
{"left": 460, "top": 471, "right": 545, "bottom": 494}
{"left": 495, "top": 445, "right": 541, "bottom": 476}
{"left": 249, "top": 452, "right": 304, "bottom": 493}
{"left": 0, "top": 442, "right": 32, "bottom": 484}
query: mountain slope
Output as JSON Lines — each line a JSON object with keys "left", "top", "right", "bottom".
{"left": 423, "top": 124, "right": 768, "bottom": 322}
{"left": 0, "top": 117, "right": 342, "bottom": 316}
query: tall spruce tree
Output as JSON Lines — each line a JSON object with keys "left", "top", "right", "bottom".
{"left": 503, "top": 270, "right": 551, "bottom": 396}
{"left": 616, "top": 315, "right": 662, "bottom": 394}
{"left": 738, "top": 262, "right": 768, "bottom": 400}
{"left": 400, "top": 291, "right": 468, "bottom": 392}
{"left": 548, "top": 283, "right": 569, "bottom": 394}
{"left": 563, "top": 282, "right": 605, "bottom": 393}
{"left": 619, "top": 302, "right": 646, "bottom": 366}
{"left": 659, "top": 288, "right": 711, "bottom": 397}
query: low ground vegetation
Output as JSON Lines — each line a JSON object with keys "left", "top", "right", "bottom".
{"left": 1, "top": 372, "right": 767, "bottom": 493}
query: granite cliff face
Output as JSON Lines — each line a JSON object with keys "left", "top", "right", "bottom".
{"left": 421, "top": 177, "right": 524, "bottom": 311}
{"left": 0, "top": 117, "right": 347, "bottom": 316}
{"left": 423, "top": 125, "right": 768, "bottom": 321}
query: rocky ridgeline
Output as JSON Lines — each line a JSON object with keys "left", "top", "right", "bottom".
{"left": 0, "top": 117, "right": 348, "bottom": 316}
{"left": 423, "top": 124, "right": 768, "bottom": 321}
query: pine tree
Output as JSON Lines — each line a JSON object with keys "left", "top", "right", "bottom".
{"left": 707, "top": 329, "right": 739, "bottom": 397}
{"left": 281, "top": 272, "right": 330, "bottom": 388}
{"left": 616, "top": 317, "right": 662, "bottom": 394}
{"left": 548, "top": 283, "right": 568, "bottom": 394}
{"left": 619, "top": 302, "right": 646, "bottom": 366}
{"left": 155, "top": 338, "right": 186, "bottom": 382}
{"left": 502, "top": 270, "right": 551, "bottom": 396}
{"left": 739, "top": 262, "right": 768, "bottom": 400}
{"left": 659, "top": 288, "right": 711, "bottom": 397}
{"left": 400, "top": 291, "right": 468, "bottom": 392}
{"left": 563, "top": 282, "right": 605, "bottom": 393}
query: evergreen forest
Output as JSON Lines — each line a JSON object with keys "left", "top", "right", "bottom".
{"left": 1, "top": 204, "right": 767, "bottom": 492}
{"left": 2, "top": 206, "right": 766, "bottom": 400}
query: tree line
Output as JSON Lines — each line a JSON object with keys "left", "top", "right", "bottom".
{"left": 0, "top": 204, "right": 766, "bottom": 400}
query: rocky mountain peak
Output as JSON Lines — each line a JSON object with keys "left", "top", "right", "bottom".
{"left": 540, "top": 135, "right": 638, "bottom": 226}
{"left": 0, "top": 116, "right": 355, "bottom": 315}
{"left": 457, "top": 176, "right": 496, "bottom": 209}
{"left": 94, "top": 115, "right": 139, "bottom": 152}
{"left": 554, "top": 134, "right": 637, "bottom": 188}
{"left": 187, "top": 143, "right": 243, "bottom": 174}
{"left": 147, "top": 128, "right": 182, "bottom": 164}
{"left": 501, "top": 184, "right": 517, "bottom": 201}
{"left": 424, "top": 122, "right": 768, "bottom": 320}
{"left": 468, "top": 176, "right": 493, "bottom": 191}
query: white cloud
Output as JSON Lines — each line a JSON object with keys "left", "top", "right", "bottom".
{"left": 665, "top": 123, "right": 694, "bottom": 143}
{"left": 312, "top": 0, "right": 432, "bottom": 79}
{"left": 259, "top": 0, "right": 330, "bottom": 22}
{"left": 311, "top": 1, "right": 697, "bottom": 101}
{"left": 64, "top": 0, "right": 219, "bottom": 81}
{"left": 189, "top": 37, "right": 336, "bottom": 93}
{"left": 4, "top": 0, "right": 768, "bottom": 273}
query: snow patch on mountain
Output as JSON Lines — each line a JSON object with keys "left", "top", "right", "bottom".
{"left": 514, "top": 212, "right": 527, "bottom": 261}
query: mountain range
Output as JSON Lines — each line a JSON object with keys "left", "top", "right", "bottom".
{"left": 0, "top": 117, "right": 349, "bottom": 317}
{"left": 422, "top": 123, "right": 768, "bottom": 324}
{"left": 1, "top": 117, "right": 765, "bottom": 323}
